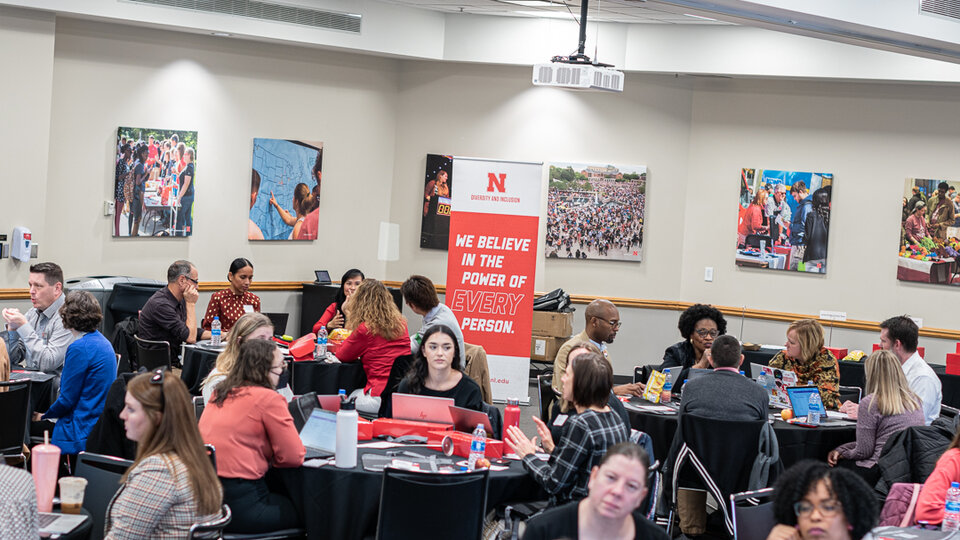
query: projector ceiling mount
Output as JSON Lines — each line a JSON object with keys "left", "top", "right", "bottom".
{"left": 552, "top": 0, "right": 612, "bottom": 67}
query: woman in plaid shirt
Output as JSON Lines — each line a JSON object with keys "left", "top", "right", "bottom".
{"left": 105, "top": 371, "right": 222, "bottom": 539}
{"left": 506, "top": 351, "right": 630, "bottom": 505}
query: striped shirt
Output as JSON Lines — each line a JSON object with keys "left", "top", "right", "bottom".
{"left": 521, "top": 408, "right": 630, "bottom": 504}
{"left": 105, "top": 453, "right": 218, "bottom": 540}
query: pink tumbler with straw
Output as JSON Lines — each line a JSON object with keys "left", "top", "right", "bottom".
{"left": 32, "top": 431, "right": 60, "bottom": 513}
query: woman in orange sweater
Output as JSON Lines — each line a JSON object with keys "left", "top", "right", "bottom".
{"left": 915, "top": 429, "right": 960, "bottom": 525}
{"left": 199, "top": 339, "right": 304, "bottom": 533}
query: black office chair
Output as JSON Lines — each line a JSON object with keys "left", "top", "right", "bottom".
{"left": 731, "top": 488, "right": 776, "bottom": 540}
{"left": 204, "top": 443, "right": 217, "bottom": 471}
{"left": 193, "top": 395, "right": 205, "bottom": 422}
{"left": 377, "top": 354, "right": 414, "bottom": 419}
{"left": 376, "top": 468, "right": 490, "bottom": 540}
{"left": 0, "top": 380, "right": 31, "bottom": 467}
{"left": 189, "top": 504, "right": 232, "bottom": 539}
{"left": 134, "top": 335, "right": 172, "bottom": 371}
{"left": 76, "top": 452, "right": 134, "bottom": 540}
{"left": 838, "top": 385, "right": 862, "bottom": 404}
{"left": 536, "top": 373, "right": 558, "bottom": 422}
{"left": 103, "top": 283, "right": 164, "bottom": 338}
{"left": 481, "top": 402, "right": 503, "bottom": 440}
{"left": 263, "top": 312, "right": 289, "bottom": 336}
{"left": 666, "top": 414, "right": 767, "bottom": 537}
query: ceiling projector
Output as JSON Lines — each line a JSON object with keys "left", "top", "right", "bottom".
{"left": 532, "top": 62, "right": 624, "bottom": 92}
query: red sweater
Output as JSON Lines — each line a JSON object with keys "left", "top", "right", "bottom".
{"left": 199, "top": 386, "right": 304, "bottom": 480}
{"left": 335, "top": 320, "right": 409, "bottom": 396}
{"left": 916, "top": 448, "right": 960, "bottom": 524}
{"left": 312, "top": 303, "right": 339, "bottom": 335}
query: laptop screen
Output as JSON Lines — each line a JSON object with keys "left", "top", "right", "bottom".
{"left": 300, "top": 409, "right": 337, "bottom": 452}
{"left": 786, "top": 386, "right": 825, "bottom": 418}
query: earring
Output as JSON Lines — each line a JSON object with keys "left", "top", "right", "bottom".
{"left": 847, "top": 525, "right": 853, "bottom": 531}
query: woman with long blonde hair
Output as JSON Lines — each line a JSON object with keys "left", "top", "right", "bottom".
{"left": 201, "top": 312, "right": 276, "bottom": 404}
{"left": 335, "top": 279, "right": 409, "bottom": 414}
{"left": 769, "top": 319, "right": 841, "bottom": 409}
{"left": 827, "top": 350, "right": 923, "bottom": 485}
{"left": 105, "top": 371, "right": 222, "bottom": 538}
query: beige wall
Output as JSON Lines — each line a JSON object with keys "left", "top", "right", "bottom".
{"left": 3, "top": 15, "right": 960, "bottom": 374}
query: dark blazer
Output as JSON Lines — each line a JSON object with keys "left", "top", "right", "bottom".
{"left": 658, "top": 340, "right": 697, "bottom": 393}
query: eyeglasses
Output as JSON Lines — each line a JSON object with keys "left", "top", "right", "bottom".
{"left": 793, "top": 500, "right": 841, "bottom": 517}
{"left": 150, "top": 368, "right": 166, "bottom": 411}
{"left": 695, "top": 329, "right": 720, "bottom": 338}
{"left": 598, "top": 318, "right": 622, "bottom": 329}
{"left": 180, "top": 274, "right": 199, "bottom": 285}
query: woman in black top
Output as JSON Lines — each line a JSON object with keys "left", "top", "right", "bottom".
{"left": 522, "top": 442, "right": 669, "bottom": 540}
{"left": 657, "top": 303, "right": 726, "bottom": 393}
{"left": 390, "top": 324, "right": 482, "bottom": 415}
{"left": 175, "top": 146, "right": 196, "bottom": 236}
{"left": 129, "top": 143, "right": 150, "bottom": 236}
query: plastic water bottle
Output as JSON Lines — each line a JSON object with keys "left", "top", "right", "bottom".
{"left": 210, "top": 317, "right": 222, "bottom": 346}
{"left": 467, "top": 423, "right": 487, "bottom": 470}
{"left": 315, "top": 328, "right": 328, "bottom": 360}
{"left": 660, "top": 380, "right": 673, "bottom": 403}
{"left": 757, "top": 371, "right": 771, "bottom": 390}
{"left": 335, "top": 395, "right": 358, "bottom": 468}
{"left": 944, "top": 482, "right": 960, "bottom": 532}
{"left": 807, "top": 391, "right": 822, "bottom": 425}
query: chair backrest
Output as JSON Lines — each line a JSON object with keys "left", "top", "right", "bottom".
{"left": 189, "top": 504, "right": 232, "bottom": 539}
{"left": 536, "top": 374, "right": 555, "bottom": 422}
{"left": 262, "top": 312, "right": 289, "bottom": 335}
{"left": 731, "top": 488, "right": 776, "bottom": 540}
{"left": 481, "top": 402, "right": 503, "bottom": 440}
{"left": 376, "top": 468, "right": 489, "bottom": 540}
{"left": 204, "top": 443, "right": 217, "bottom": 472}
{"left": 378, "top": 354, "right": 414, "bottom": 418}
{"left": 0, "top": 380, "right": 31, "bottom": 457}
{"left": 104, "top": 283, "right": 164, "bottom": 338}
{"left": 193, "top": 395, "right": 205, "bottom": 422}
{"left": 838, "top": 385, "right": 862, "bottom": 404}
{"left": 134, "top": 335, "right": 172, "bottom": 371}
{"left": 672, "top": 414, "right": 767, "bottom": 536}
{"left": 76, "top": 451, "right": 134, "bottom": 540}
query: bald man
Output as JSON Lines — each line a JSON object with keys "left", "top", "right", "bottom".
{"left": 551, "top": 299, "right": 643, "bottom": 413}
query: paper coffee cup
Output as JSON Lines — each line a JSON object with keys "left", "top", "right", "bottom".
{"left": 58, "top": 477, "right": 87, "bottom": 514}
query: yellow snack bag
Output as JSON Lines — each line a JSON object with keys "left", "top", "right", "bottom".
{"left": 642, "top": 370, "right": 667, "bottom": 404}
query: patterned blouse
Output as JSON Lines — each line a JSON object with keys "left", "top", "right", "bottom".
{"left": 202, "top": 289, "right": 261, "bottom": 331}
{"left": 0, "top": 464, "right": 39, "bottom": 538}
{"left": 769, "top": 348, "right": 841, "bottom": 409}
{"left": 105, "top": 453, "right": 218, "bottom": 540}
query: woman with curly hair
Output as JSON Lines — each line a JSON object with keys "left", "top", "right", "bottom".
{"left": 767, "top": 460, "right": 878, "bottom": 540}
{"left": 657, "top": 303, "right": 727, "bottom": 392}
{"left": 335, "top": 279, "right": 410, "bottom": 414}
{"left": 40, "top": 291, "right": 116, "bottom": 460}
{"left": 769, "top": 319, "right": 841, "bottom": 409}
{"left": 386, "top": 324, "right": 482, "bottom": 417}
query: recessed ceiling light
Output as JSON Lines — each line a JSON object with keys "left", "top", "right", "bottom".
{"left": 683, "top": 13, "right": 716, "bottom": 21}
{"left": 210, "top": 32, "right": 233, "bottom": 37}
{"left": 502, "top": 0, "right": 566, "bottom": 7}
{"left": 515, "top": 10, "right": 573, "bottom": 19}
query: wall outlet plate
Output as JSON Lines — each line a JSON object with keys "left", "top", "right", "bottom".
{"left": 819, "top": 310, "right": 847, "bottom": 322}
{"left": 910, "top": 317, "right": 923, "bottom": 328}
{"left": 30, "top": 243, "right": 38, "bottom": 258}
{"left": 704, "top": 267, "right": 714, "bottom": 282}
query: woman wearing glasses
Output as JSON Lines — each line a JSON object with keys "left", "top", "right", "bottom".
{"left": 769, "top": 319, "right": 841, "bottom": 409}
{"left": 105, "top": 370, "right": 221, "bottom": 539}
{"left": 767, "top": 460, "right": 878, "bottom": 540}
{"left": 657, "top": 304, "right": 727, "bottom": 393}
{"left": 199, "top": 339, "right": 304, "bottom": 533}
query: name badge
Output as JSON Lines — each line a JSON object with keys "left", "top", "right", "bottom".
{"left": 553, "top": 414, "right": 568, "bottom": 427}
{"left": 243, "top": 305, "right": 254, "bottom": 313}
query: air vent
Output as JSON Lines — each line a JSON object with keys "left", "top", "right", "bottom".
{"left": 124, "top": 0, "right": 362, "bottom": 33}
{"left": 921, "top": 0, "right": 960, "bottom": 21}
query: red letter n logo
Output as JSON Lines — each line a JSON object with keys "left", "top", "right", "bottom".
{"left": 486, "top": 173, "right": 506, "bottom": 193}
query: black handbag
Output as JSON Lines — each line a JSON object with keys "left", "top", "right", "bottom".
{"left": 533, "top": 288, "right": 571, "bottom": 312}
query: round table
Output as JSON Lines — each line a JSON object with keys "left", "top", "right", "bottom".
{"left": 273, "top": 447, "right": 543, "bottom": 540}
{"left": 180, "top": 345, "right": 367, "bottom": 397}
{"left": 625, "top": 399, "right": 857, "bottom": 468}
{"left": 10, "top": 370, "right": 56, "bottom": 413}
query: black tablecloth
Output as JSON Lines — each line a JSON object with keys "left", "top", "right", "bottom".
{"left": 625, "top": 399, "right": 856, "bottom": 469}
{"left": 180, "top": 346, "right": 367, "bottom": 397}
{"left": 11, "top": 370, "right": 55, "bottom": 413}
{"left": 274, "top": 447, "right": 543, "bottom": 540}
{"left": 932, "top": 366, "right": 960, "bottom": 409}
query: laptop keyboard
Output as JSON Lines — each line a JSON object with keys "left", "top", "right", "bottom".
{"left": 38, "top": 513, "right": 59, "bottom": 527}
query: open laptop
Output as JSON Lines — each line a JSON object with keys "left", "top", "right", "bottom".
{"left": 38, "top": 511, "right": 88, "bottom": 536}
{"left": 316, "top": 394, "right": 342, "bottom": 412}
{"left": 299, "top": 408, "right": 338, "bottom": 459}
{"left": 758, "top": 365, "right": 798, "bottom": 409}
{"left": 448, "top": 405, "right": 493, "bottom": 434}
{"left": 392, "top": 393, "right": 455, "bottom": 424}
{"left": 785, "top": 386, "right": 852, "bottom": 425}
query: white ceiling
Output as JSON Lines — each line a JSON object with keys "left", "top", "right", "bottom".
{"left": 374, "top": 0, "right": 730, "bottom": 24}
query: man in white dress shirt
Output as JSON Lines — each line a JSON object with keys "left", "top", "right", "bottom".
{"left": 880, "top": 315, "right": 942, "bottom": 425}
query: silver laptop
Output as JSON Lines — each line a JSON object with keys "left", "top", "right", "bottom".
{"left": 391, "top": 393, "right": 455, "bottom": 424}
{"left": 38, "top": 512, "right": 88, "bottom": 535}
{"left": 448, "top": 405, "right": 493, "bottom": 434}
{"left": 299, "top": 408, "right": 338, "bottom": 459}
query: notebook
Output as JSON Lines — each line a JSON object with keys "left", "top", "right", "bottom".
{"left": 299, "top": 408, "right": 338, "bottom": 459}
{"left": 391, "top": 393, "right": 455, "bottom": 424}
{"left": 38, "top": 512, "right": 88, "bottom": 535}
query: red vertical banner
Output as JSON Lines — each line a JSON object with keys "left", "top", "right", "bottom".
{"left": 445, "top": 158, "right": 542, "bottom": 403}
